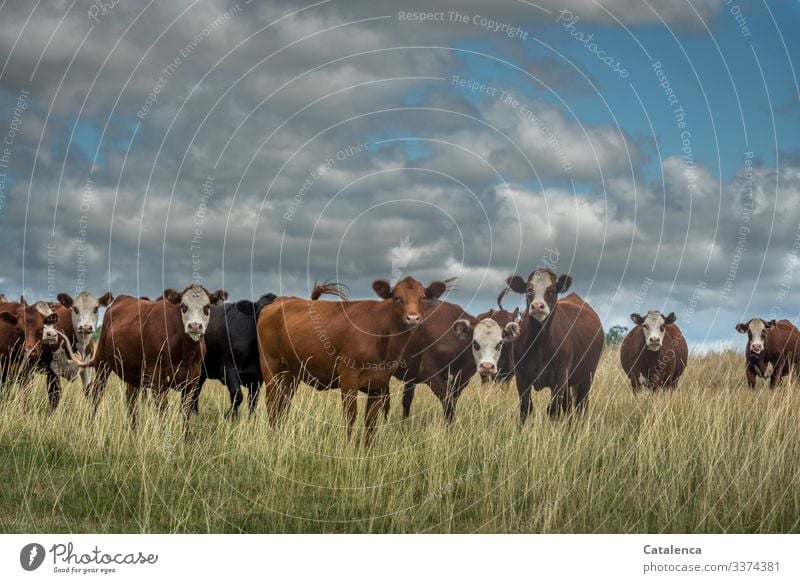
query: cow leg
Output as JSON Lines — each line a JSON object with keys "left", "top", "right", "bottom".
{"left": 154, "top": 387, "right": 169, "bottom": 423}
{"left": 769, "top": 358, "right": 785, "bottom": 389}
{"left": 574, "top": 381, "right": 591, "bottom": 415}
{"left": 340, "top": 385, "right": 359, "bottom": 441}
{"left": 745, "top": 365, "right": 757, "bottom": 389}
{"left": 125, "top": 383, "right": 139, "bottom": 431}
{"left": 381, "top": 386, "right": 391, "bottom": 421}
{"left": 86, "top": 365, "right": 110, "bottom": 418}
{"left": 224, "top": 366, "right": 244, "bottom": 419}
{"left": 547, "top": 373, "right": 570, "bottom": 420}
{"left": 364, "top": 390, "right": 383, "bottom": 447}
{"left": 46, "top": 368, "right": 62, "bottom": 412}
{"left": 246, "top": 381, "right": 260, "bottom": 416}
{"left": 401, "top": 382, "right": 416, "bottom": 419}
{"left": 263, "top": 373, "right": 295, "bottom": 428}
{"left": 516, "top": 374, "right": 533, "bottom": 426}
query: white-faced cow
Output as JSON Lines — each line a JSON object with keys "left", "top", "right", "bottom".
{"left": 620, "top": 310, "right": 688, "bottom": 392}
{"left": 735, "top": 318, "right": 800, "bottom": 389}
{"left": 507, "top": 268, "right": 604, "bottom": 423}
{"left": 67, "top": 283, "right": 227, "bottom": 429}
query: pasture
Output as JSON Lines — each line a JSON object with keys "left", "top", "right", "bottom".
{"left": 1, "top": 348, "right": 798, "bottom": 533}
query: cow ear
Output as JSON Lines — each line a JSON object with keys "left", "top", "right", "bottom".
{"left": 556, "top": 274, "right": 572, "bottom": 294}
{"left": 630, "top": 313, "right": 644, "bottom": 325}
{"left": 57, "top": 293, "right": 74, "bottom": 308}
{"left": 766, "top": 319, "right": 777, "bottom": 329}
{"left": 163, "top": 288, "right": 182, "bottom": 304}
{"left": 452, "top": 319, "right": 473, "bottom": 340}
{"left": 372, "top": 280, "right": 391, "bottom": 299}
{"left": 503, "top": 321, "right": 521, "bottom": 342}
{"left": 506, "top": 275, "right": 526, "bottom": 294}
{"left": 664, "top": 312, "right": 677, "bottom": 325}
{"left": 512, "top": 307, "right": 520, "bottom": 320}
{"left": 735, "top": 323, "right": 748, "bottom": 333}
{"left": 235, "top": 300, "right": 256, "bottom": 316}
{"left": 0, "top": 311, "right": 18, "bottom": 325}
{"left": 425, "top": 281, "right": 447, "bottom": 300}
{"left": 19, "top": 295, "right": 27, "bottom": 305}
{"left": 210, "top": 290, "right": 228, "bottom": 306}
{"left": 98, "top": 292, "right": 114, "bottom": 306}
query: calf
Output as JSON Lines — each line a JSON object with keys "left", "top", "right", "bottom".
{"left": 735, "top": 318, "right": 800, "bottom": 388}
{"left": 190, "top": 293, "right": 277, "bottom": 417}
{"left": 69, "top": 284, "right": 227, "bottom": 428}
{"left": 257, "top": 276, "right": 446, "bottom": 444}
{"left": 620, "top": 310, "right": 688, "bottom": 392}
{"left": 507, "top": 268, "right": 604, "bottom": 423}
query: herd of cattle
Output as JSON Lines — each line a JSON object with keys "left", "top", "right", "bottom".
{"left": 0, "top": 268, "right": 798, "bottom": 444}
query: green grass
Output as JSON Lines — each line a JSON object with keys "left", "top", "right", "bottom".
{"left": 1, "top": 349, "right": 798, "bottom": 533}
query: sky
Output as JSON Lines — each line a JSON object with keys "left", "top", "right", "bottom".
{"left": 0, "top": 0, "right": 798, "bottom": 351}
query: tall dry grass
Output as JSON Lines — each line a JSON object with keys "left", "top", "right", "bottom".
{"left": 0, "top": 348, "right": 798, "bottom": 533}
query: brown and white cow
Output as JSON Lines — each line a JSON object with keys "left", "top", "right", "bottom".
{"left": 69, "top": 283, "right": 226, "bottom": 428}
{"left": 0, "top": 300, "right": 60, "bottom": 386}
{"left": 735, "top": 318, "right": 800, "bottom": 389}
{"left": 620, "top": 310, "right": 688, "bottom": 392}
{"left": 475, "top": 287, "right": 520, "bottom": 386}
{"left": 257, "top": 276, "right": 446, "bottom": 444}
{"left": 38, "top": 291, "right": 114, "bottom": 410}
{"left": 507, "top": 268, "right": 604, "bottom": 423}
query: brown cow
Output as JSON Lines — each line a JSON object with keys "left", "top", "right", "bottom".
{"left": 391, "top": 302, "right": 477, "bottom": 422}
{"left": 507, "top": 268, "right": 604, "bottom": 423}
{"left": 68, "top": 284, "right": 226, "bottom": 428}
{"left": 256, "top": 276, "right": 446, "bottom": 444}
{"left": 0, "top": 300, "right": 60, "bottom": 385}
{"left": 735, "top": 318, "right": 800, "bottom": 388}
{"left": 620, "top": 310, "right": 688, "bottom": 392}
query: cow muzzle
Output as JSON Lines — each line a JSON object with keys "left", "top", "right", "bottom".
{"left": 78, "top": 324, "right": 94, "bottom": 335}
{"left": 646, "top": 340, "right": 662, "bottom": 351}
{"left": 478, "top": 362, "right": 496, "bottom": 378}
{"left": 528, "top": 306, "right": 548, "bottom": 322}
{"left": 750, "top": 343, "right": 763, "bottom": 354}
{"left": 42, "top": 328, "right": 59, "bottom": 346}
{"left": 186, "top": 322, "right": 204, "bottom": 340}
{"left": 404, "top": 313, "right": 421, "bottom": 326}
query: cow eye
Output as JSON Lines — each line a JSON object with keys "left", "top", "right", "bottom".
{"left": 393, "top": 296, "right": 401, "bottom": 303}
{"left": 472, "top": 341, "right": 480, "bottom": 351}
{"left": 181, "top": 304, "right": 188, "bottom": 313}
{"left": 660, "top": 325, "right": 665, "bottom": 332}
{"left": 73, "top": 307, "right": 79, "bottom": 314}
{"left": 93, "top": 306, "right": 99, "bottom": 313}
{"left": 203, "top": 305, "right": 210, "bottom": 315}
{"left": 495, "top": 343, "right": 502, "bottom": 351}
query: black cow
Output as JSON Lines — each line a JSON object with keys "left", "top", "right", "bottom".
{"left": 190, "top": 293, "right": 277, "bottom": 417}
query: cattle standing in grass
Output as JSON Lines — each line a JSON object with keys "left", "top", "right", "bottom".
{"left": 190, "top": 293, "right": 277, "bottom": 417}
{"left": 390, "top": 302, "right": 478, "bottom": 422}
{"left": 68, "top": 284, "right": 227, "bottom": 428}
{"left": 735, "top": 318, "right": 800, "bottom": 389}
{"left": 507, "top": 268, "right": 604, "bottom": 423}
{"left": 256, "top": 276, "right": 446, "bottom": 444}
{"left": 39, "top": 291, "right": 113, "bottom": 410}
{"left": 620, "top": 310, "right": 688, "bottom": 392}
{"left": 0, "top": 300, "right": 60, "bottom": 387}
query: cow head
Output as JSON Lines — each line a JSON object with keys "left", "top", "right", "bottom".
{"left": 454, "top": 318, "right": 520, "bottom": 379}
{"left": 234, "top": 293, "right": 277, "bottom": 318}
{"left": 0, "top": 302, "right": 59, "bottom": 356}
{"left": 631, "top": 310, "right": 676, "bottom": 351}
{"left": 164, "top": 283, "right": 228, "bottom": 341}
{"left": 372, "top": 276, "right": 446, "bottom": 327}
{"left": 507, "top": 268, "right": 572, "bottom": 322}
{"left": 736, "top": 318, "right": 775, "bottom": 356}
{"left": 58, "top": 290, "right": 113, "bottom": 339}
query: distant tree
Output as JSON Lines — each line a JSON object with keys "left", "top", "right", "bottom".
{"left": 606, "top": 325, "right": 628, "bottom": 347}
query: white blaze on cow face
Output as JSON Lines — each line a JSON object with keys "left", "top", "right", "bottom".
{"left": 454, "top": 318, "right": 520, "bottom": 378}
{"left": 745, "top": 319, "right": 768, "bottom": 354}
{"left": 181, "top": 284, "right": 213, "bottom": 341}
{"left": 638, "top": 310, "right": 668, "bottom": 351}
{"left": 527, "top": 270, "right": 554, "bottom": 322}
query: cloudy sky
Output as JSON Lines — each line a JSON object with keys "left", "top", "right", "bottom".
{"left": 0, "top": 0, "right": 798, "bottom": 349}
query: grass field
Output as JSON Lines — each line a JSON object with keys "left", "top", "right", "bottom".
{"left": 1, "top": 348, "right": 798, "bottom": 533}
